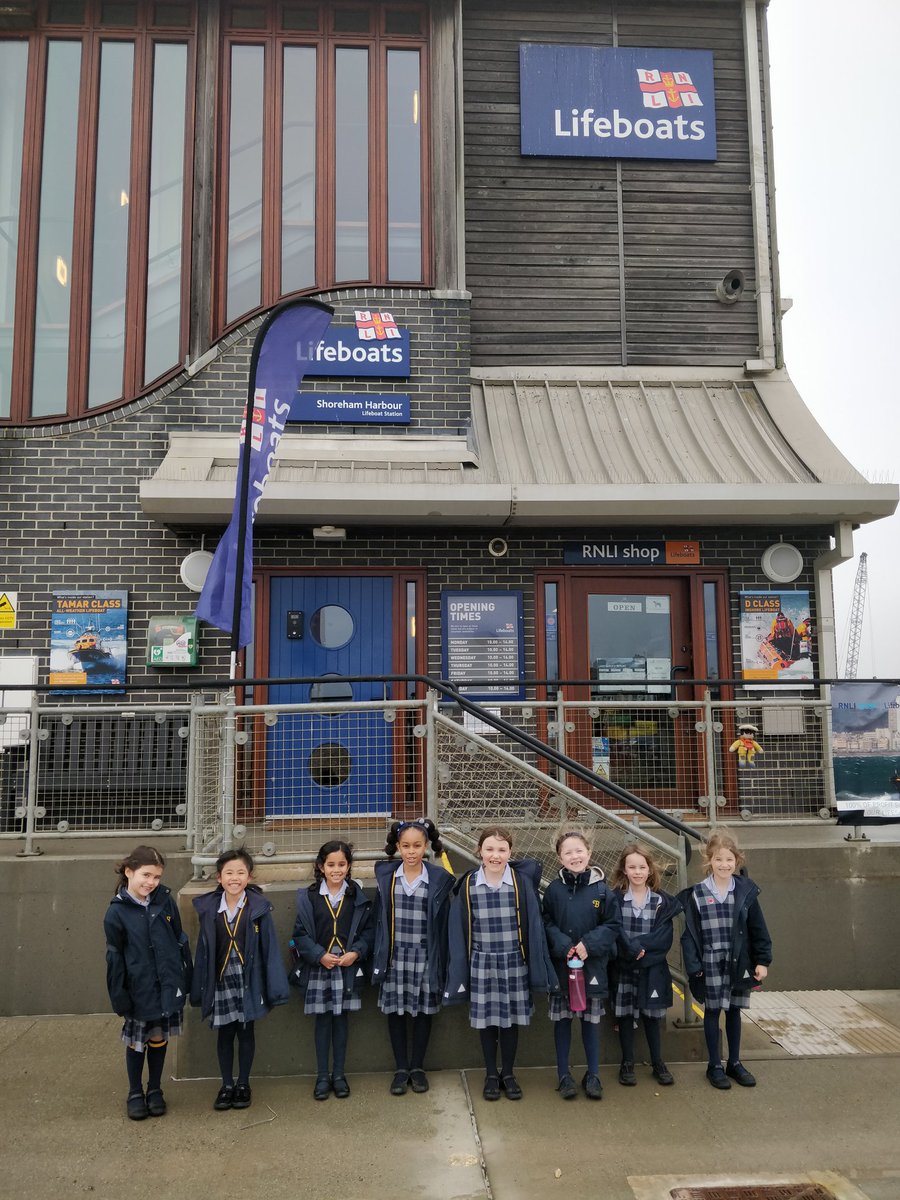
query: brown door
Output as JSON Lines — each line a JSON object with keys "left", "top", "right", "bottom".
{"left": 566, "top": 575, "right": 699, "bottom": 809}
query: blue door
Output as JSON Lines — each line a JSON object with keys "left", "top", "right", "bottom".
{"left": 266, "top": 576, "right": 394, "bottom": 817}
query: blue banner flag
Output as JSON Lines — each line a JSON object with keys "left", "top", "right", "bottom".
{"left": 196, "top": 299, "right": 334, "bottom": 650}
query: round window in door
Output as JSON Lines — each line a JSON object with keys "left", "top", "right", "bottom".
{"left": 309, "top": 675, "right": 354, "bottom": 702}
{"left": 310, "top": 605, "right": 354, "bottom": 649}
{"left": 308, "top": 742, "right": 352, "bottom": 788}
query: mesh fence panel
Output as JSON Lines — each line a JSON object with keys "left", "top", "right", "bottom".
{"left": 0, "top": 710, "right": 30, "bottom": 834}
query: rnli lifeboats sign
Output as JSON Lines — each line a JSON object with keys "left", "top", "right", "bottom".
{"left": 303, "top": 310, "right": 410, "bottom": 378}
{"left": 520, "top": 44, "right": 717, "bottom": 161}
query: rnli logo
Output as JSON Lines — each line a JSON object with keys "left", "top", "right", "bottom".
{"left": 637, "top": 69, "right": 703, "bottom": 110}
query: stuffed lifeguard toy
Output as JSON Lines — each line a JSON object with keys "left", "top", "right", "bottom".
{"left": 729, "top": 723, "right": 763, "bottom": 766}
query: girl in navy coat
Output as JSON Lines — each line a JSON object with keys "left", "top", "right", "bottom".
{"left": 679, "top": 831, "right": 772, "bottom": 1090}
{"left": 444, "top": 825, "right": 557, "bottom": 1102}
{"left": 290, "top": 840, "right": 373, "bottom": 1100}
{"left": 191, "top": 847, "right": 289, "bottom": 1112}
{"left": 371, "top": 818, "right": 454, "bottom": 1096}
{"left": 609, "top": 842, "right": 682, "bottom": 1088}
{"left": 542, "top": 829, "right": 621, "bottom": 1100}
{"left": 104, "top": 845, "right": 192, "bottom": 1121}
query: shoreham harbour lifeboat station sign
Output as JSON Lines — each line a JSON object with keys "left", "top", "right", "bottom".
{"left": 519, "top": 44, "right": 717, "bottom": 161}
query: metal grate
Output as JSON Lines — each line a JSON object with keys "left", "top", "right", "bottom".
{"left": 669, "top": 1186, "right": 837, "bottom": 1199}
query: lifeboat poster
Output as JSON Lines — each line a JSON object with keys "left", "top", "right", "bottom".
{"left": 739, "top": 590, "right": 813, "bottom": 688}
{"left": 50, "top": 590, "right": 128, "bottom": 691}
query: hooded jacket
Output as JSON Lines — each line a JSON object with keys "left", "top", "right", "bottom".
{"left": 679, "top": 873, "right": 773, "bottom": 995}
{"left": 443, "top": 858, "right": 558, "bottom": 1004}
{"left": 608, "top": 888, "right": 682, "bottom": 1010}
{"left": 542, "top": 867, "right": 622, "bottom": 998}
{"left": 370, "top": 859, "right": 455, "bottom": 997}
{"left": 290, "top": 880, "right": 374, "bottom": 996}
{"left": 104, "top": 884, "right": 192, "bottom": 1021}
{"left": 190, "top": 884, "right": 290, "bottom": 1021}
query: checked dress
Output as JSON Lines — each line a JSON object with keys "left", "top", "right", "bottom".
{"left": 378, "top": 876, "right": 441, "bottom": 1017}
{"left": 691, "top": 883, "right": 749, "bottom": 1011}
{"left": 468, "top": 882, "right": 533, "bottom": 1029}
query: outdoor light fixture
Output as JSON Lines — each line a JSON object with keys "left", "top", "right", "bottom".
{"left": 312, "top": 525, "right": 347, "bottom": 540}
{"left": 761, "top": 542, "right": 804, "bottom": 584}
{"left": 179, "top": 549, "right": 214, "bottom": 592}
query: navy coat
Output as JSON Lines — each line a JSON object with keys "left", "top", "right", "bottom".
{"left": 190, "top": 885, "right": 290, "bottom": 1021}
{"left": 609, "top": 888, "right": 682, "bottom": 1010}
{"left": 679, "top": 873, "right": 773, "bottom": 997}
{"left": 370, "top": 859, "right": 455, "bottom": 997}
{"left": 542, "top": 867, "right": 622, "bottom": 998}
{"left": 290, "top": 881, "right": 374, "bottom": 997}
{"left": 443, "top": 858, "right": 558, "bottom": 1004}
{"left": 104, "top": 884, "right": 192, "bottom": 1021}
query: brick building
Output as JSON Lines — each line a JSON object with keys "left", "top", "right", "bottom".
{"left": 1, "top": 0, "right": 896, "bottom": 822}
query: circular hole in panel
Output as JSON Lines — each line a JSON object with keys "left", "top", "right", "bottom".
{"left": 308, "top": 742, "right": 352, "bottom": 787}
{"left": 309, "top": 605, "right": 354, "bottom": 649}
{"left": 309, "top": 674, "right": 354, "bottom": 702}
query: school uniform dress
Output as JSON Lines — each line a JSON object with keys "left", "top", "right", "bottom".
{"left": 542, "top": 866, "right": 621, "bottom": 1025}
{"left": 679, "top": 872, "right": 772, "bottom": 1011}
{"left": 104, "top": 885, "right": 190, "bottom": 1053}
{"left": 303, "top": 881, "right": 363, "bottom": 1015}
{"left": 211, "top": 894, "right": 248, "bottom": 1027}
{"left": 378, "top": 865, "right": 441, "bottom": 1017}
{"left": 614, "top": 889, "right": 666, "bottom": 1022}
{"left": 692, "top": 877, "right": 747, "bottom": 1010}
{"left": 467, "top": 865, "right": 533, "bottom": 1029}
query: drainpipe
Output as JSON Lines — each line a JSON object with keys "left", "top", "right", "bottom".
{"left": 742, "top": 0, "right": 777, "bottom": 373}
{"left": 814, "top": 521, "right": 854, "bottom": 816}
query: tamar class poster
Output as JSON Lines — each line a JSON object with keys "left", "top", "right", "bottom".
{"left": 50, "top": 589, "right": 128, "bottom": 691}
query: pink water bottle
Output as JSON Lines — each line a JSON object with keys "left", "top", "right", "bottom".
{"left": 567, "top": 953, "right": 587, "bottom": 1012}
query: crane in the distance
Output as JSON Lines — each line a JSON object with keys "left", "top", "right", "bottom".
{"left": 842, "top": 552, "right": 868, "bottom": 679}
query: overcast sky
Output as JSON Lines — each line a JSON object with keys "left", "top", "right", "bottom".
{"left": 766, "top": 0, "right": 900, "bottom": 679}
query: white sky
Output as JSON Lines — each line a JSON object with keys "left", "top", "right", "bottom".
{"left": 766, "top": 0, "right": 900, "bottom": 678}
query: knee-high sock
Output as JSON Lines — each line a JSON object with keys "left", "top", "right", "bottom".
{"left": 642, "top": 1014, "right": 663, "bottom": 1063}
{"left": 217, "top": 1023, "right": 237, "bottom": 1085}
{"left": 554, "top": 1018, "right": 573, "bottom": 1076}
{"left": 332, "top": 1013, "right": 349, "bottom": 1077}
{"left": 314, "top": 1014, "right": 333, "bottom": 1076}
{"left": 479, "top": 1026, "right": 499, "bottom": 1076}
{"left": 146, "top": 1041, "right": 167, "bottom": 1091}
{"left": 580, "top": 1019, "right": 600, "bottom": 1076}
{"left": 125, "top": 1046, "right": 146, "bottom": 1095}
{"left": 498, "top": 1026, "right": 519, "bottom": 1077}
{"left": 410, "top": 1013, "right": 432, "bottom": 1071}
{"left": 618, "top": 1017, "right": 636, "bottom": 1062}
{"left": 387, "top": 1013, "right": 409, "bottom": 1071}
{"left": 704, "top": 1008, "right": 722, "bottom": 1066}
{"left": 236, "top": 1021, "right": 255, "bottom": 1085}
{"left": 724, "top": 1005, "right": 742, "bottom": 1064}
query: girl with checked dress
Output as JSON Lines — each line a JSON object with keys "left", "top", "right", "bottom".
{"left": 191, "top": 847, "right": 289, "bottom": 1112}
{"left": 444, "top": 825, "right": 556, "bottom": 1101}
{"left": 679, "top": 831, "right": 772, "bottom": 1090}
{"left": 290, "top": 840, "right": 373, "bottom": 1100}
{"left": 609, "top": 842, "right": 682, "bottom": 1088}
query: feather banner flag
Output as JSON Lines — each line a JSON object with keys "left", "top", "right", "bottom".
{"left": 195, "top": 298, "right": 333, "bottom": 652}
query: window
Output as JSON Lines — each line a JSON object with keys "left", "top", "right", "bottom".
{"left": 219, "top": 1, "right": 428, "bottom": 331}
{"left": 1, "top": 5, "right": 194, "bottom": 423}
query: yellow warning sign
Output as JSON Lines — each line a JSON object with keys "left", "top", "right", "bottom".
{"left": 0, "top": 592, "right": 18, "bottom": 630}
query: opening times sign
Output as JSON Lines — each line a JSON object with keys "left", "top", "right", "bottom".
{"left": 442, "top": 591, "right": 525, "bottom": 701}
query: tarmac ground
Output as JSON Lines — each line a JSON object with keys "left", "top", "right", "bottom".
{"left": 2, "top": 1001, "right": 900, "bottom": 1200}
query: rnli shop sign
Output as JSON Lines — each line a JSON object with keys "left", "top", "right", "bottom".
{"left": 519, "top": 44, "right": 717, "bottom": 161}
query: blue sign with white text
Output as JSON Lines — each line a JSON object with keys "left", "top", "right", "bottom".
{"left": 288, "top": 393, "right": 411, "bottom": 424}
{"left": 302, "top": 319, "right": 410, "bottom": 378}
{"left": 520, "top": 44, "right": 717, "bottom": 161}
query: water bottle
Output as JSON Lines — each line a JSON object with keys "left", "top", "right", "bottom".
{"left": 567, "top": 954, "right": 587, "bottom": 1012}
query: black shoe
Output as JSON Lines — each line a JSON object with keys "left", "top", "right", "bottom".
{"left": 231, "top": 1083, "right": 252, "bottom": 1109}
{"left": 313, "top": 1075, "right": 332, "bottom": 1101}
{"left": 213, "top": 1085, "right": 234, "bottom": 1111}
{"left": 557, "top": 1073, "right": 577, "bottom": 1100}
{"left": 706, "top": 1065, "right": 731, "bottom": 1090}
{"left": 500, "top": 1074, "right": 522, "bottom": 1100}
{"left": 126, "top": 1091, "right": 149, "bottom": 1121}
{"left": 409, "top": 1069, "right": 429, "bottom": 1094}
{"left": 390, "top": 1071, "right": 409, "bottom": 1096}
{"left": 582, "top": 1072, "right": 603, "bottom": 1100}
{"left": 618, "top": 1061, "right": 637, "bottom": 1086}
{"left": 652, "top": 1061, "right": 675, "bottom": 1086}
{"left": 145, "top": 1088, "right": 167, "bottom": 1117}
{"left": 483, "top": 1074, "right": 501, "bottom": 1101}
{"left": 332, "top": 1075, "right": 350, "bottom": 1099}
{"left": 726, "top": 1061, "right": 756, "bottom": 1087}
